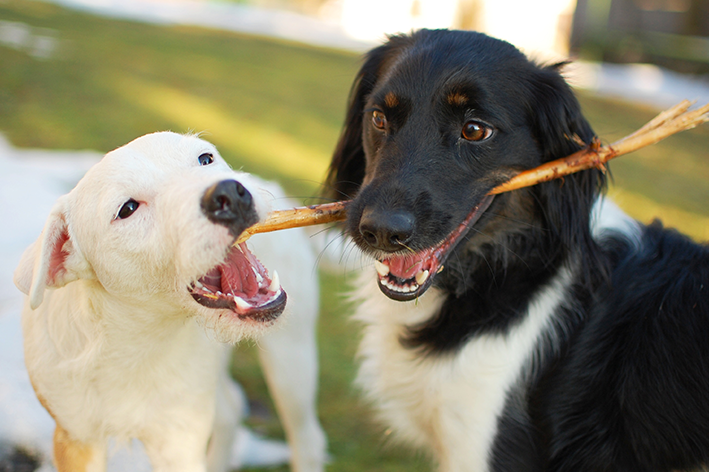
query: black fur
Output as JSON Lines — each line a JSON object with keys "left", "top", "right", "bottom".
{"left": 326, "top": 29, "right": 709, "bottom": 471}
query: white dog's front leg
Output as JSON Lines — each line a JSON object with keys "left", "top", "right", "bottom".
{"left": 259, "top": 321, "right": 327, "bottom": 472}
{"left": 142, "top": 426, "right": 211, "bottom": 472}
{"left": 53, "top": 425, "right": 107, "bottom": 472}
{"left": 206, "top": 375, "right": 243, "bottom": 472}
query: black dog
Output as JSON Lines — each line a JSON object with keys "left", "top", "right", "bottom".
{"left": 327, "top": 29, "right": 709, "bottom": 472}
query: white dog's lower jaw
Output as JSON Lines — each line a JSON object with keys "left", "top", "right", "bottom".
{"left": 190, "top": 242, "right": 286, "bottom": 322}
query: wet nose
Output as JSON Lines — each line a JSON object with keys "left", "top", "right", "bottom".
{"left": 358, "top": 208, "right": 415, "bottom": 252}
{"left": 201, "top": 180, "right": 255, "bottom": 234}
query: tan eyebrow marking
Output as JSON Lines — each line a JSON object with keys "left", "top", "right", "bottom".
{"left": 447, "top": 92, "right": 469, "bottom": 106}
{"left": 384, "top": 92, "right": 399, "bottom": 108}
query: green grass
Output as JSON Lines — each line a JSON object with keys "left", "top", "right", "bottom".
{"left": 1, "top": 2, "right": 708, "bottom": 471}
{"left": 0, "top": 0, "right": 359, "bottom": 200}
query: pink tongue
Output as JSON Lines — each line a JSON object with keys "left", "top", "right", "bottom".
{"left": 226, "top": 249, "right": 258, "bottom": 298}
{"left": 388, "top": 255, "right": 424, "bottom": 280}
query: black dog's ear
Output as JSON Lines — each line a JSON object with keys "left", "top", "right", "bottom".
{"left": 527, "top": 62, "right": 596, "bottom": 161}
{"left": 324, "top": 35, "right": 411, "bottom": 201}
{"left": 527, "top": 63, "right": 608, "bottom": 284}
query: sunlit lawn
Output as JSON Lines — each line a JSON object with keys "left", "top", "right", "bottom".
{"left": 1, "top": 1, "right": 708, "bottom": 471}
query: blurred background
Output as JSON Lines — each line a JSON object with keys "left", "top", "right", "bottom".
{"left": 0, "top": 0, "right": 708, "bottom": 470}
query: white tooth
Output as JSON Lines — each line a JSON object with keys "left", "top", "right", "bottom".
{"left": 234, "top": 296, "right": 252, "bottom": 311}
{"left": 195, "top": 281, "right": 204, "bottom": 289}
{"left": 268, "top": 270, "right": 280, "bottom": 292}
{"left": 387, "top": 281, "right": 405, "bottom": 293}
{"left": 374, "top": 260, "right": 390, "bottom": 277}
{"left": 268, "top": 288, "right": 282, "bottom": 303}
{"left": 415, "top": 270, "right": 429, "bottom": 286}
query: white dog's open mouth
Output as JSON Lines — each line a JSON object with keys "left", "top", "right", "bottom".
{"left": 189, "top": 242, "right": 286, "bottom": 322}
{"left": 374, "top": 196, "right": 494, "bottom": 301}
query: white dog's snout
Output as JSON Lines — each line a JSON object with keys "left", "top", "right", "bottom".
{"left": 201, "top": 179, "right": 258, "bottom": 237}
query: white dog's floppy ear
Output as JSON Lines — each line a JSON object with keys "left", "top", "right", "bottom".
{"left": 14, "top": 196, "right": 89, "bottom": 310}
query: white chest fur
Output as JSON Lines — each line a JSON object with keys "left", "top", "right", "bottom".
{"left": 353, "top": 265, "right": 573, "bottom": 472}
{"left": 22, "top": 283, "right": 222, "bottom": 444}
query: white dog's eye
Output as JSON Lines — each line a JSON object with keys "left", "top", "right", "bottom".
{"left": 198, "top": 153, "right": 214, "bottom": 166}
{"left": 116, "top": 199, "right": 140, "bottom": 219}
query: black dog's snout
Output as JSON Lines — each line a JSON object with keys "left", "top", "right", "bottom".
{"left": 359, "top": 208, "right": 415, "bottom": 252}
{"left": 201, "top": 180, "right": 256, "bottom": 235}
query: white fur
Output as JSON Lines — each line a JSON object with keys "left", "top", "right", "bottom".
{"left": 14, "top": 132, "right": 326, "bottom": 472}
{"left": 590, "top": 197, "right": 642, "bottom": 245}
{"left": 351, "top": 198, "right": 640, "bottom": 472}
{"left": 353, "top": 266, "right": 573, "bottom": 472}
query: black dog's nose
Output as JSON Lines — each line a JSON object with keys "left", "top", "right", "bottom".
{"left": 201, "top": 180, "right": 256, "bottom": 235}
{"left": 359, "top": 208, "right": 415, "bottom": 252}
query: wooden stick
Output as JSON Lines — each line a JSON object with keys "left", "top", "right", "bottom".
{"left": 236, "top": 200, "right": 350, "bottom": 243}
{"left": 491, "top": 101, "right": 709, "bottom": 194}
{"left": 236, "top": 101, "right": 709, "bottom": 243}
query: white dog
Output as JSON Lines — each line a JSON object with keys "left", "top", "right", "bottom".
{"left": 13, "top": 132, "right": 326, "bottom": 472}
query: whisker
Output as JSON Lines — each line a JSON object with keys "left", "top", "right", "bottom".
{"left": 396, "top": 241, "right": 418, "bottom": 254}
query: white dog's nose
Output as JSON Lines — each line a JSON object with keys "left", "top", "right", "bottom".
{"left": 201, "top": 180, "right": 258, "bottom": 236}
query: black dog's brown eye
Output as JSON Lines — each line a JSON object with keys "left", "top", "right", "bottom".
{"left": 116, "top": 199, "right": 139, "bottom": 219}
{"left": 462, "top": 121, "right": 492, "bottom": 141}
{"left": 372, "top": 111, "right": 387, "bottom": 130}
{"left": 198, "top": 153, "right": 214, "bottom": 166}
